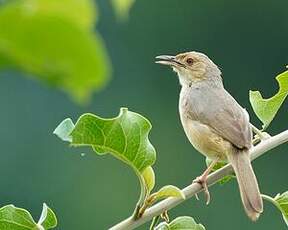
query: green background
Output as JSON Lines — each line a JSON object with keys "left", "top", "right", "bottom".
{"left": 0, "top": 0, "right": 287, "bottom": 229}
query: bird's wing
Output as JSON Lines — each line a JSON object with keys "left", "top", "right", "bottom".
{"left": 210, "top": 95, "right": 252, "bottom": 149}
{"left": 187, "top": 87, "right": 252, "bottom": 149}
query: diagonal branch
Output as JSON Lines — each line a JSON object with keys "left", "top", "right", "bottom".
{"left": 110, "top": 130, "right": 288, "bottom": 230}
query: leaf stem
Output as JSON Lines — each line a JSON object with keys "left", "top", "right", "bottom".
{"left": 261, "top": 194, "right": 282, "bottom": 213}
{"left": 109, "top": 129, "right": 288, "bottom": 230}
{"left": 132, "top": 171, "right": 148, "bottom": 219}
{"left": 251, "top": 123, "right": 265, "bottom": 138}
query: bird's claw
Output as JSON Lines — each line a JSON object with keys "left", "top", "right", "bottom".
{"left": 193, "top": 176, "right": 211, "bottom": 205}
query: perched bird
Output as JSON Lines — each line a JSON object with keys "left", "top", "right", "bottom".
{"left": 155, "top": 51, "right": 263, "bottom": 221}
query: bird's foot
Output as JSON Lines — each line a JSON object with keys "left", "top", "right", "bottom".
{"left": 193, "top": 175, "right": 210, "bottom": 205}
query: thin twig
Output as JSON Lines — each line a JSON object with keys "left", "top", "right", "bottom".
{"left": 251, "top": 123, "right": 264, "bottom": 137}
{"left": 251, "top": 123, "right": 271, "bottom": 140}
{"left": 109, "top": 130, "right": 288, "bottom": 230}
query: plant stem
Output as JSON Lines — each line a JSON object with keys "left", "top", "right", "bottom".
{"left": 109, "top": 130, "right": 288, "bottom": 230}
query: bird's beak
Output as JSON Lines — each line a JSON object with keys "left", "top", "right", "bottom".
{"left": 155, "top": 55, "right": 184, "bottom": 67}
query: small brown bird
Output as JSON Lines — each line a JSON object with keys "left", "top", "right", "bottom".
{"left": 156, "top": 51, "right": 263, "bottom": 221}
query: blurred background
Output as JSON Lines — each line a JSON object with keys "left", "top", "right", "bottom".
{"left": 0, "top": 0, "right": 287, "bottom": 229}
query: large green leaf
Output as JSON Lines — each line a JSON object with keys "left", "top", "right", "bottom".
{"left": 0, "top": 204, "right": 57, "bottom": 230}
{"left": 54, "top": 108, "right": 156, "bottom": 172}
{"left": 155, "top": 216, "right": 206, "bottom": 230}
{"left": 249, "top": 70, "right": 288, "bottom": 129}
{"left": 0, "top": 0, "right": 111, "bottom": 103}
{"left": 111, "top": 0, "right": 135, "bottom": 21}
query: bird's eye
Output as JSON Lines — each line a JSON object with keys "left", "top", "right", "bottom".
{"left": 186, "top": 58, "right": 194, "bottom": 65}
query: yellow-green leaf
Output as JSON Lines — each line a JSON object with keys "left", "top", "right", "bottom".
{"left": 249, "top": 70, "right": 288, "bottom": 129}
{"left": 141, "top": 166, "right": 155, "bottom": 194}
{"left": 154, "top": 185, "right": 185, "bottom": 201}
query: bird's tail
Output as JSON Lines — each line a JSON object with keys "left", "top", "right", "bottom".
{"left": 227, "top": 148, "right": 263, "bottom": 221}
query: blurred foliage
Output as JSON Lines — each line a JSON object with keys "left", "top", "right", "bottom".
{"left": 0, "top": 203, "right": 57, "bottom": 230}
{"left": 111, "top": 0, "right": 135, "bottom": 21}
{"left": 249, "top": 70, "right": 288, "bottom": 130}
{"left": 0, "top": 0, "right": 111, "bottom": 103}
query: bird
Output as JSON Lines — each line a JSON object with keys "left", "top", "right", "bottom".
{"left": 155, "top": 51, "right": 263, "bottom": 221}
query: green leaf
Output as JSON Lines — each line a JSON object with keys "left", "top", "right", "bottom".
{"left": 0, "top": 204, "right": 57, "bottom": 230}
{"left": 111, "top": 0, "right": 135, "bottom": 21}
{"left": 0, "top": 0, "right": 111, "bottom": 103}
{"left": 274, "top": 192, "right": 288, "bottom": 226}
{"left": 0, "top": 205, "right": 36, "bottom": 230}
{"left": 249, "top": 70, "right": 288, "bottom": 129}
{"left": 37, "top": 204, "right": 57, "bottom": 230}
{"left": 54, "top": 108, "right": 156, "bottom": 172}
{"left": 141, "top": 166, "right": 155, "bottom": 194}
{"left": 155, "top": 216, "right": 206, "bottom": 230}
{"left": 153, "top": 185, "right": 185, "bottom": 201}
{"left": 55, "top": 108, "right": 157, "bottom": 213}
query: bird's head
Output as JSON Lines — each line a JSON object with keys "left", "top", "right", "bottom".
{"left": 156, "top": 51, "right": 222, "bottom": 86}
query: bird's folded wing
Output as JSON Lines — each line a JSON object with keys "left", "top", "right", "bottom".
{"left": 211, "top": 102, "right": 252, "bottom": 149}
{"left": 187, "top": 88, "right": 252, "bottom": 149}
